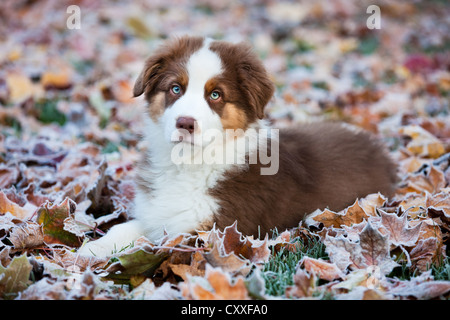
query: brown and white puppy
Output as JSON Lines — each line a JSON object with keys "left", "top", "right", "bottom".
{"left": 80, "top": 36, "right": 397, "bottom": 257}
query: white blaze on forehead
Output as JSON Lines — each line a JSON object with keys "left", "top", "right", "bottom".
{"left": 161, "top": 40, "right": 225, "bottom": 148}
{"left": 186, "top": 42, "right": 223, "bottom": 92}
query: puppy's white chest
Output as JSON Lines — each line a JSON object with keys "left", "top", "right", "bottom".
{"left": 133, "top": 165, "right": 222, "bottom": 241}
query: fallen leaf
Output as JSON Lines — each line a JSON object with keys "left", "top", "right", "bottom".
{"left": 390, "top": 271, "right": 450, "bottom": 299}
{"left": 181, "top": 265, "right": 249, "bottom": 300}
{"left": 41, "top": 70, "right": 72, "bottom": 90}
{"left": 0, "top": 254, "right": 32, "bottom": 299}
{"left": 400, "top": 125, "right": 445, "bottom": 159}
{"left": 325, "top": 221, "right": 398, "bottom": 274}
{"left": 36, "top": 197, "right": 82, "bottom": 247}
{"left": 204, "top": 244, "right": 251, "bottom": 275}
{"left": 397, "top": 165, "right": 446, "bottom": 195}
{"left": 409, "top": 237, "right": 444, "bottom": 272}
{"left": 306, "top": 199, "right": 370, "bottom": 229}
{"left": 359, "top": 193, "right": 387, "bottom": 217}
{"left": 300, "top": 256, "right": 344, "bottom": 281}
{"left": 169, "top": 252, "right": 206, "bottom": 281}
{"left": 0, "top": 190, "right": 36, "bottom": 220}
{"left": 8, "top": 222, "right": 44, "bottom": 250}
{"left": 379, "top": 210, "right": 422, "bottom": 247}
{"left": 285, "top": 268, "right": 316, "bottom": 298}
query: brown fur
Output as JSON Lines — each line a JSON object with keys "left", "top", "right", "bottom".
{"left": 209, "top": 41, "right": 275, "bottom": 123}
{"left": 210, "top": 123, "right": 398, "bottom": 238}
{"left": 133, "top": 36, "right": 204, "bottom": 118}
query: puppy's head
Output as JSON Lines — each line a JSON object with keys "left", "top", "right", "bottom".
{"left": 133, "top": 36, "right": 274, "bottom": 147}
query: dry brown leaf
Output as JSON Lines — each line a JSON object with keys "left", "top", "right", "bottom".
{"left": 181, "top": 265, "right": 249, "bottom": 300}
{"left": 426, "top": 191, "right": 450, "bottom": 227}
{"left": 301, "top": 256, "right": 344, "bottom": 281}
{"left": 397, "top": 165, "right": 446, "bottom": 195}
{"left": 400, "top": 125, "right": 446, "bottom": 159}
{"left": 204, "top": 244, "right": 251, "bottom": 275}
{"left": 409, "top": 237, "right": 444, "bottom": 272}
{"left": 169, "top": 252, "right": 206, "bottom": 281}
{"left": 306, "top": 199, "right": 370, "bottom": 229}
{"left": 8, "top": 222, "right": 44, "bottom": 250}
{"left": 379, "top": 210, "right": 422, "bottom": 247}
{"left": 390, "top": 272, "right": 450, "bottom": 299}
{"left": 285, "top": 268, "right": 316, "bottom": 298}
{"left": 0, "top": 191, "right": 36, "bottom": 220}
{"left": 325, "top": 221, "right": 398, "bottom": 274}
{"left": 359, "top": 193, "right": 387, "bottom": 217}
{"left": 41, "top": 70, "right": 72, "bottom": 90}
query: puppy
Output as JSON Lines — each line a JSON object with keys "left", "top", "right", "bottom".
{"left": 79, "top": 36, "right": 397, "bottom": 257}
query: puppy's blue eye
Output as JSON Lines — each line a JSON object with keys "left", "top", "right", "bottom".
{"left": 210, "top": 91, "right": 220, "bottom": 100}
{"left": 171, "top": 85, "right": 181, "bottom": 94}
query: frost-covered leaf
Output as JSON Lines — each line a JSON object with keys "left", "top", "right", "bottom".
{"left": 8, "top": 222, "right": 44, "bottom": 249}
{"left": 0, "top": 254, "right": 32, "bottom": 299}
{"left": 379, "top": 210, "right": 422, "bottom": 247}
{"left": 306, "top": 199, "right": 369, "bottom": 229}
{"left": 181, "top": 265, "right": 249, "bottom": 300}
{"left": 300, "top": 256, "right": 344, "bottom": 281}
{"left": 36, "top": 198, "right": 82, "bottom": 247}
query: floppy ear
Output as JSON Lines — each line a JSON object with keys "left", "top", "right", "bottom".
{"left": 237, "top": 45, "right": 275, "bottom": 119}
{"left": 133, "top": 55, "right": 163, "bottom": 98}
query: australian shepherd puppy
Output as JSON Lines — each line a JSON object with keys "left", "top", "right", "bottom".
{"left": 80, "top": 36, "right": 397, "bottom": 257}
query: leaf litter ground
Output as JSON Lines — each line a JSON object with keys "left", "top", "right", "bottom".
{"left": 0, "top": 0, "right": 449, "bottom": 300}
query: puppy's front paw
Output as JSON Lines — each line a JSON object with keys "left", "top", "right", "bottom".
{"left": 78, "top": 240, "right": 113, "bottom": 258}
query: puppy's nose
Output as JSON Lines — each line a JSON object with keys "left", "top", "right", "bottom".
{"left": 176, "top": 117, "right": 197, "bottom": 134}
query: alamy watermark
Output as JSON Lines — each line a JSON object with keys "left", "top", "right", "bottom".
{"left": 170, "top": 127, "right": 280, "bottom": 176}
{"left": 66, "top": 5, "right": 81, "bottom": 30}
{"left": 366, "top": 5, "right": 381, "bottom": 30}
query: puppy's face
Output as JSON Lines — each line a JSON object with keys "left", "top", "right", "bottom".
{"left": 133, "top": 36, "right": 274, "bottom": 147}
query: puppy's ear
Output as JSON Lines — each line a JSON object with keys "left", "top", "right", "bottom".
{"left": 235, "top": 43, "right": 274, "bottom": 120}
{"left": 240, "top": 61, "right": 274, "bottom": 119}
{"left": 133, "top": 55, "right": 163, "bottom": 98}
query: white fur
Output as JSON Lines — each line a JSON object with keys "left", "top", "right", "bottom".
{"left": 79, "top": 41, "right": 268, "bottom": 257}
{"left": 162, "top": 44, "right": 224, "bottom": 147}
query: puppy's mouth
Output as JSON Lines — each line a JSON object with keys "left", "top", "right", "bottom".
{"left": 170, "top": 130, "right": 199, "bottom": 146}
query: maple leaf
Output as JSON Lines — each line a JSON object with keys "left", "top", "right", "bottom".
{"left": 203, "top": 223, "right": 270, "bottom": 275}
{"left": 359, "top": 221, "right": 398, "bottom": 274}
{"left": 409, "top": 237, "right": 444, "bottom": 272}
{"left": 305, "top": 199, "right": 370, "bottom": 229}
{"left": 325, "top": 221, "right": 398, "bottom": 275}
{"left": 379, "top": 210, "right": 422, "bottom": 247}
{"left": 36, "top": 197, "right": 82, "bottom": 247}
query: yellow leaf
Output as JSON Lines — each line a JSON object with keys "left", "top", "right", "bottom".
{"left": 400, "top": 125, "right": 445, "bottom": 159}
